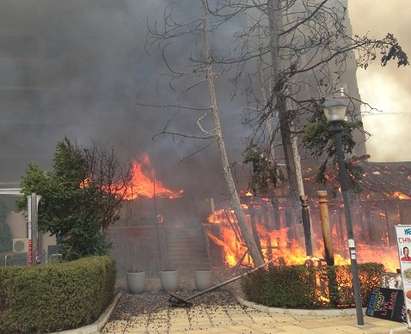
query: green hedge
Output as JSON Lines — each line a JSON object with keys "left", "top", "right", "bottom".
{"left": 0, "top": 256, "right": 115, "bottom": 334}
{"left": 242, "top": 263, "right": 384, "bottom": 309}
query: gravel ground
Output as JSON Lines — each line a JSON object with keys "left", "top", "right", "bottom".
{"left": 102, "top": 290, "right": 405, "bottom": 334}
{"left": 102, "top": 290, "right": 248, "bottom": 333}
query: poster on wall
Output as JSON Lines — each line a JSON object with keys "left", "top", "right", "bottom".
{"left": 395, "top": 225, "right": 411, "bottom": 327}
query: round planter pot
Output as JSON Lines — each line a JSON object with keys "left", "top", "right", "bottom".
{"left": 160, "top": 270, "right": 178, "bottom": 291}
{"left": 195, "top": 270, "right": 212, "bottom": 290}
{"left": 127, "top": 272, "right": 145, "bottom": 294}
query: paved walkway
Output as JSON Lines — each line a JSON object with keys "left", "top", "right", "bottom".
{"left": 102, "top": 292, "right": 408, "bottom": 334}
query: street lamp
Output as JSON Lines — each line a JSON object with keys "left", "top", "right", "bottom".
{"left": 323, "top": 90, "right": 365, "bottom": 326}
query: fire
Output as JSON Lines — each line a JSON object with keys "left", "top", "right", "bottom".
{"left": 80, "top": 154, "right": 183, "bottom": 200}
{"left": 207, "top": 199, "right": 400, "bottom": 272}
{"left": 208, "top": 209, "right": 309, "bottom": 267}
{"left": 391, "top": 191, "right": 411, "bottom": 201}
{"left": 80, "top": 177, "right": 91, "bottom": 189}
{"left": 121, "top": 154, "right": 184, "bottom": 200}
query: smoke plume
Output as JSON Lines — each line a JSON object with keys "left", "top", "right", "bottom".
{"left": 349, "top": 1, "right": 411, "bottom": 162}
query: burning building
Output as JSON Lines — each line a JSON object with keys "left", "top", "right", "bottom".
{"left": 0, "top": 0, "right": 410, "bottom": 291}
{"left": 106, "top": 153, "right": 411, "bottom": 291}
{"left": 106, "top": 155, "right": 211, "bottom": 288}
{"left": 203, "top": 161, "right": 411, "bottom": 273}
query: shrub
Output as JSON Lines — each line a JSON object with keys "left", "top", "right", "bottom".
{"left": 329, "top": 263, "right": 384, "bottom": 308}
{"left": 18, "top": 139, "right": 129, "bottom": 260}
{"left": 0, "top": 256, "right": 115, "bottom": 334}
{"left": 242, "top": 263, "right": 384, "bottom": 309}
{"left": 242, "top": 265, "right": 318, "bottom": 308}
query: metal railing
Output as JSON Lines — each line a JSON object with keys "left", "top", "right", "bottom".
{"left": 2, "top": 252, "right": 63, "bottom": 267}
{"left": 1, "top": 253, "right": 27, "bottom": 267}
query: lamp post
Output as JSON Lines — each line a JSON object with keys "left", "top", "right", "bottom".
{"left": 323, "top": 91, "right": 364, "bottom": 326}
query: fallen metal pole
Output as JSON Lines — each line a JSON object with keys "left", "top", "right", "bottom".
{"left": 169, "top": 259, "right": 275, "bottom": 307}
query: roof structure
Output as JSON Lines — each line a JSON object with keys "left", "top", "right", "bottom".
{"left": 359, "top": 162, "right": 411, "bottom": 199}
{"left": 302, "top": 161, "right": 411, "bottom": 202}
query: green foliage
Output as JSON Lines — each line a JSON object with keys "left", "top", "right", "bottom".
{"left": 243, "top": 144, "right": 285, "bottom": 195}
{"left": 18, "top": 138, "right": 126, "bottom": 260}
{"left": 303, "top": 108, "right": 360, "bottom": 161}
{"left": 242, "top": 263, "right": 384, "bottom": 309}
{"left": 0, "top": 256, "right": 115, "bottom": 334}
{"left": 242, "top": 265, "right": 317, "bottom": 308}
{"left": 303, "top": 106, "right": 367, "bottom": 192}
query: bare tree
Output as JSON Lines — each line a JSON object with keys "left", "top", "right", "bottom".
{"left": 201, "top": 0, "right": 264, "bottom": 265}
{"left": 84, "top": 143, "right": 132, "bottom": 230}
{"left": 199, "top": 0, "right": 408, "bottom": 255}
{"left": 145, "top": 0, "right": 407, "bottom": 264}
{"left": 203, "top": 0, "right": 408, "bottom": 210}
{"left": 146, "top": 0, "right": 265, "bottom": 265}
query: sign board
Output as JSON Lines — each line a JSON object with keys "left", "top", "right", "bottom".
{"left": 366, "top": 288, "right": 406, "bottom": 322}
{"left": 395, "top": 225, "right": 411, "bottom": 326}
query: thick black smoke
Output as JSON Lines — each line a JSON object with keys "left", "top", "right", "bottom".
{"left": 0, "top": 0, "right": 250, "bottom": 203}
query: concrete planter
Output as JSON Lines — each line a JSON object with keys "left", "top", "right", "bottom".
{"left": 195, "top": 270, "right": 212, "bottom": 290}
{"left": 236, "top": 296, "right": 368, "bottom": 316}
{"left": 160, "top": 270, "right": 178, "bottom": 291}
{"left": 127, "top": 272, "right": 145, "bottom": 294}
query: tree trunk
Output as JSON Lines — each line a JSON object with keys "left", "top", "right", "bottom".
{"left": 256, "top": 26, "right": 276, "bottom": 161}
{"left": 201, "top": 0, "right": 264, "bottom": 266}
{"left": 267, "top": 0, "right": 300, "bottom": 202}
{"left": 266, "top": 0, "right": 314, "bottom": 255}
{"left": 249, "top": 206, "right": 264, "bottom": 258}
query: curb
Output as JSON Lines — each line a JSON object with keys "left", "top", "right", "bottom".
{"left": 236, "top": 296, "right": 367, "bottom": 316}
{"left": 50, "top": 292, "right": 121, "bottom": 334}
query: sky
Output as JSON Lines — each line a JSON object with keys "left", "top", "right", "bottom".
{"left": 349, "top": 1, "right": 411, "bottom": 162}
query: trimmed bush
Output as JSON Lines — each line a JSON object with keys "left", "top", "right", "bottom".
{"left": 242, "top": 263, "right": 384, "bottom": 309}
{"left": 0, "top": 256, "right": 115, "bottom": 334}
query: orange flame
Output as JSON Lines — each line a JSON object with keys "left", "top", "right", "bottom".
{"left": 80, "top": 178, "right": 91, "bottom": 189}
{"left": 207, "top": 209, "right": 309, "bottom": 268}
{"left": 207, "top": 203, "right": 399, "bottom": 272}
{"left": 120, "top": 154, "right": 184, "bottom": 200}
{"left": 80, "top": 154, "right": 183, "bottom": 201}
{"left": 391, "top": 191, "right": 411, "bottom": 201}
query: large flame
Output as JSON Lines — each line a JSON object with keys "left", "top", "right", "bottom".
{"left": 208, "top": 209, "right": 316, "bottom": 268}
{"left": 207, "top": 201, "right": 399, "bottom": 272}
{"left": 119, "top": 154, "right": 183, "bottom": 200}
